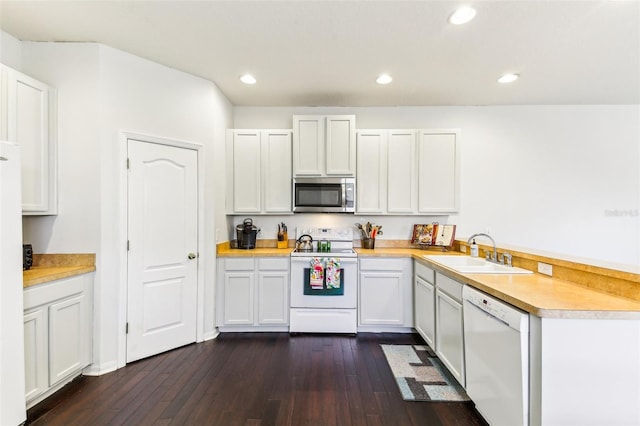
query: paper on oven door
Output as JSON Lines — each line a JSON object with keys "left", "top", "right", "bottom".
{"left": 310, "top": 257, "right": 324, "bottom": 289}
{"left": 325, "top": 258, "right": 341, "bottom": 289}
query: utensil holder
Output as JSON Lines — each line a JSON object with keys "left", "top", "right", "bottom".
{"left": 362, "top": 238, "right": 375, "bottom": 249}
{"left": 277, "top": 240, "right": 288, "bottom": 249}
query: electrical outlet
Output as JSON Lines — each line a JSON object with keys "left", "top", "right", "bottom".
{"left": 460, "top": 245, "right": 467, "bottom": 253}
{"left": 538, "top": 262, "right": 553, "bottom": 276}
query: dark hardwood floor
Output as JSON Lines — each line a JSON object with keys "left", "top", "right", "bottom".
{"left": 26, "top": 332, "right": 488, "bottom": 426}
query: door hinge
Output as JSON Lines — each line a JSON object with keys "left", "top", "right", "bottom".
{"left": 126, "top": 322, "right": 129, "bottom": 334}
{"left": 127, "top": 240, "right": 130, "bottom": 251}
{"left": 126, "top": 158, "right": 130, "bottom": 169}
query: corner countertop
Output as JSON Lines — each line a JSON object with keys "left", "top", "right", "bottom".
{"left": 216, "top": 244, "right": 640, "bottom": 319}
{"left": 23, "top": 254, "right": 96, "bottom": 288}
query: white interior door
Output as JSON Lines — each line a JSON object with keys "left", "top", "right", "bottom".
{"left": 127, "top": 139, "right": 198, "bottom": 363}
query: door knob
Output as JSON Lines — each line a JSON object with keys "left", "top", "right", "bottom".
{"left": 188, "top": 253, "right": 197, "bottom": 260}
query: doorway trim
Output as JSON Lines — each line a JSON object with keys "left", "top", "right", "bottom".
{"left": 117, "top": 131, "right": 205, "bottom": 369}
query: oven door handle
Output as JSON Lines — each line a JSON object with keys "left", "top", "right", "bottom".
{"left": 291, "top": 257, "right": 358, "bottom": 264}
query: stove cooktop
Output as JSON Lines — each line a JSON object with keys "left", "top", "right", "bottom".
{"left": 291, "top": 249, "right": 356, "bottom": 257}
{"left": 291, "top": 227, "right": 357, "bottom": 257}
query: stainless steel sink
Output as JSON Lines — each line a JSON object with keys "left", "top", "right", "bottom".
{"left": 423, "top": 255, "right": 533, "bottom": 274}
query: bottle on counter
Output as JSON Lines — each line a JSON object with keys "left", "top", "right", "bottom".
{"left": 470, "top": 239, "right": 479, "bottom": 257}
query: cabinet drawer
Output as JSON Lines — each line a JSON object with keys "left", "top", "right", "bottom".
{"left": 415, "top": 261, "right": 435, "bottom": 284}
{"left": 436, "top": 272, "right": 462, "bottom": 302}
{"left": 224, "top": 258, "right": 255, "bottom": 271}
{"left": 258, "top": 257, "right": 289, "bottom": 271}
{"left": 360, "top": 258, "right": 408, "bottom": 271}
{"left": 24, "top": 274, "right": 87, "bottom": 310}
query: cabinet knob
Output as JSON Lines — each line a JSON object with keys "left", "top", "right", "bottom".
{"left": 188, "top": 253, "right": 197, "bottom": 260}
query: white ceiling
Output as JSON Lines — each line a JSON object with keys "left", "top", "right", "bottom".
{"left": 1, "top": 0, "right": 639, "bottom": 106}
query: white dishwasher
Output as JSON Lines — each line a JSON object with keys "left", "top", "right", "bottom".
{"left": 463, "top": 285, "right": 529, "bottom": 426}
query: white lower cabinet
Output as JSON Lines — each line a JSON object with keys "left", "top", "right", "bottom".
{"left": 414, "top": 261, "right": 436, "bottom": 348}
{"left": 23, "top": 273, "right": 93, "bottom": 408}
{"left": 218, "top": 257, "right": 289, "bottom": 330}
{"left": 434, "top": 272, "right": 465, "bottom": 387}
{"left": 358, "top": 258, "right": 413, "bottom": 329}
{"left": 23, "top": 309, "right": 47, "bottom": 402}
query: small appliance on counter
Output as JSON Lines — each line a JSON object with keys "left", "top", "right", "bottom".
{"left": 23, "top": 244, "right": 33, "bottom": 270}
{"left": 295, "top": 234, "right": 314, "bottom": 251}
{"left": 236, "top": 218, "right": 259, "bottom": 249}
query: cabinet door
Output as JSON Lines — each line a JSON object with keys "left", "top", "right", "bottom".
{"left": 0, "top": 66, "right": 8, "bottom": 140}
{"left": 7, "top": 68, "right": 56, "bottom": 214}
{"left": 262, "top": 130, "right": 292, "bottom": 213}
{"left": 223, "top": 271, "right": 255, "bottom": 325}
{"left": 359, "top": 271, "right": 405, "bottom": 326}
{"left": 23, "top": 308, "right": 48, "bottom": 402}
{"left": 387, "top": 130, "right": 417, "bottom": 213}
{"left": 326, "top": 115, "right": 356, "bottom": 176}
{"left": 229, "top": 130, "right": 262, "bottom": 213}
{"left": 418, "top": 130, "right": 459, "bottom": 213}
{"left": 257, "top": 270, "right": 289, "bottom": 325}
{"left": 48, "top": 294, "right": 86, "bottom": 386}
{"left": 293, "top": 115, "right": 324, "bottom": 176}
{"left": 435, "top": 289, "right": 465, "bottom": 386}
{"left": 415, "top": 276, "right": 436, "bottom": 348}
{"left": 356, "top": 130, "right": 387, "bottom": 213}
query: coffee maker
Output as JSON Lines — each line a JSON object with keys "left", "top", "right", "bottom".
{"left": 236, "top": 218, "right": 259, "bottom": 249}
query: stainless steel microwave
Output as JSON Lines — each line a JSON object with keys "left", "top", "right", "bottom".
{"left": 293, "top": 177, "right": 355, "bottom": 213}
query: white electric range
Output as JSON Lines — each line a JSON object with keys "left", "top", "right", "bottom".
{"left": 289, "top": 228, "right": 358, "bottom": 334}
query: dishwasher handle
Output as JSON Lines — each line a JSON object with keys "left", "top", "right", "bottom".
{"left": 464, "top": 298, "right": 511, "bottom": 327}
{"left": 463, "top": 285, "right": 529, "bottom": 333}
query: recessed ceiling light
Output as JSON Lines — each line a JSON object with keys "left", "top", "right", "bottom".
{"left": 449, "top": 6, "right": 477, "bottom": 25}
{"left": 240, "top": 74, "right": 257, "bottom": 85}
{"left": 376, "top": 74, "right": 393, "bottom": 85}
{"left": 498, "top": 73, "right": 519, "bottom": 84}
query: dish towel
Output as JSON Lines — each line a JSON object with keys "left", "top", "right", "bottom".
{"left": 325, "top": 258, "right": 341, "bottom": 289}
{"left": 309, "top": 258, "right": 324, "bottom": 289}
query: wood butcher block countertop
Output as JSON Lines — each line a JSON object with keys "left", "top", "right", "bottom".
{"left": 217, "top": 243, "right": 640, "bottom": 319}
{"left": 23, "top": 254, "right": 96, "bottom": 288}
{"left": 359, "top": 248, "right": 640, "bottom": 320}
{"left": 217, "top": 246, "right": 294, "bottom": 257}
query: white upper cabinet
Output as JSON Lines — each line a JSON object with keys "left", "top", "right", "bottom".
{"left": 293, "top": 115, "right": 355, "bottom": 177}
{"left": 293, "top": 116, "right": 323, "bottom": 176}
{"left": 356, "top": 130, "right": 387, "bottom": 214}
{"left": 229, "top": 130, "right": 262, "bottom": 213}
{"left": 227, "top": 129, "right": 292, "bottom": 215}
{"left": 262, "top": 131, "right": 293, "bottom": 213}
{"left": 355, "top": 128, "right": 459, "bottom": 215}
{"left": 418, "top": 130, "right": 459, "bottom": 213}
{"left": 1, "top": 65, "right": 57, "bottom": 215}
{"left": 387, "top": 130, "right": 417, "bottom": 213}
{"left": 325, "top": 116, "right": 356, "bottom": 175}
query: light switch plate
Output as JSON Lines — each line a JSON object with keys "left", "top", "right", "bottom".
{"left": 538, "top": 262, "right": 553, "bottom": 276}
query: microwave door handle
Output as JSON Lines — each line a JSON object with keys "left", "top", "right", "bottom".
{"left": 342, "top": 183, "right": 347, "bottom": 209}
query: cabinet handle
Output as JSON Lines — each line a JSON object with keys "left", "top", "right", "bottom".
{"left": 187, "top": 253, "right": 197, "bottom": 260}
{"left": 0, "top": 156, "right": 7, "bottom": 161}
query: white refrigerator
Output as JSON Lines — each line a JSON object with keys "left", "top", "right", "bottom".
{"left": 0, "top": 141, "right": 27, "bottom": 425}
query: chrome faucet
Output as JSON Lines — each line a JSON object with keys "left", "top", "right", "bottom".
{"left": 467, "top": 233, "right": 497, "bottom": 262}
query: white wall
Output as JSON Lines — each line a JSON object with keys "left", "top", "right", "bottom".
{"left": 0, "top": 31, "right": 22, "bottom": 70}
{"left": 233, "top": 106, "right": 640, "bottom": 270}
{"left": 19, "top": 41, "right": 233, "bottom": 372}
